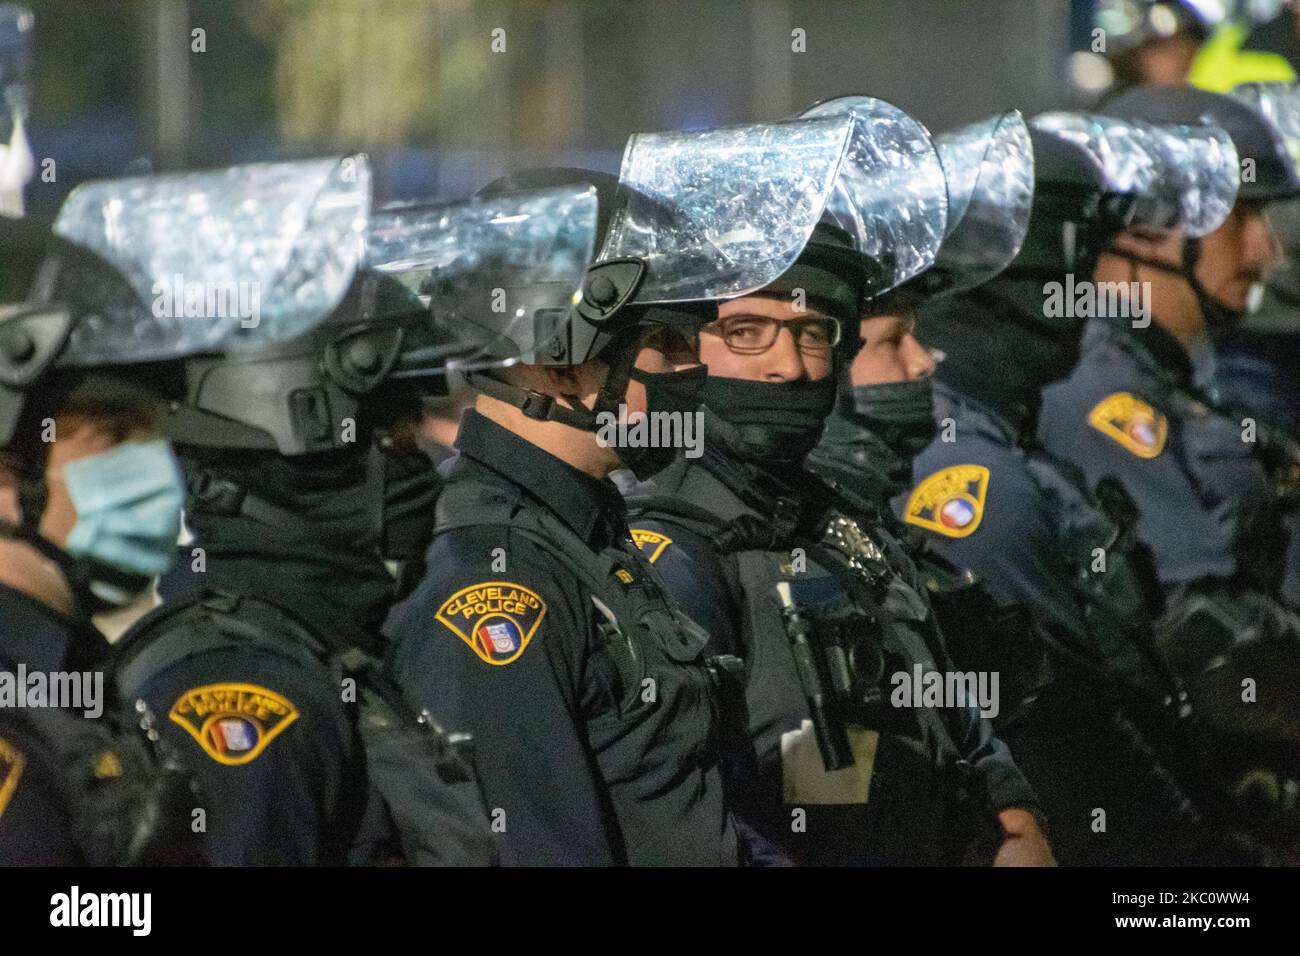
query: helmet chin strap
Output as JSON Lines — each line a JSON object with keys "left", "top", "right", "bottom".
{"left": 1108, "top": 238, "right": 1246, "bottom": 340}
{"left": 466, "top": 327, "right": 644, "bottom": 435}
{"left": 0, "top": 513, "right": 140, "bottom": 622}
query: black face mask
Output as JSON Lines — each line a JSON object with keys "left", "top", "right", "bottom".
{"left": 379, "top": 447, "right": 443, "bottom": 562}
{"left": 920, "top": 286, "right": 1080, "bottom": 431}
{"left": 845, "top": 377, "right": 937, "bottom": 462}
{"left": 618, "top": 365, "right": 709, "bottom": 479}
{"left": 701, "top": 375, "right": 837, "bottom": 465}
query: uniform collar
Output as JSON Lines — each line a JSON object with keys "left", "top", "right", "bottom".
{"left": 813, "top": 411, "right": 911, "bottom": 507}
{"left": 453, "top": 410, "right": 629, "bottom": 547}
{"left": 1091, "top": 314, "right": 1196, "bottom": 388}
{"left": 933, "top": 380, "right": 1023, "bottom": 446}
{"left": 658, "top": 409, "right": 836, "bottom": 533}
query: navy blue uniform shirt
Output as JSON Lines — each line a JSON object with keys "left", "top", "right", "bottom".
{"left": 383, "top": 411, "right": 741, "bottom": 866}
{"left": 1039, "top": 318, "right": 1281, "bottom": 592}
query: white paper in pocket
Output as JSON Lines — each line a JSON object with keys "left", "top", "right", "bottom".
{"left": 781, "top": 720, "right": 879, "bottom": 805}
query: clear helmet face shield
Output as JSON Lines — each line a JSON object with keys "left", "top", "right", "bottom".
{"left": 1231, "top": 82, "right": 1300, "bottom": 170}
{"left": 908, "top": 110, "right": 1035, "bottom": 298}
{"left": 595, "top": 114, "right": 859, "bottom": 303}
{"left": 800, "top": 95, "right": 949, "bottom": 295}
{"left": 1031, "top": 112, "right": 1239, "bottom": 238}
{"left": 416, "top": 117, "right": 863, "bottom": 371}
{"left": 50, "top": 154, "right": 371, "bottom": 367}
{"left": 1227, "top": 81, "right": 1300, "bottom": 197}
{"left": 373, "top": 184, "right": 599, "bottom": 374}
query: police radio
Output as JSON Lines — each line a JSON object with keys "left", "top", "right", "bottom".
{"left": 775, "top": 577, "right": 892, "bottom": 772}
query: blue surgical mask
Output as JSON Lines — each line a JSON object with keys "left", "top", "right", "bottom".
{"left": 61, "top": 438, "right": 185, "bottom": 578}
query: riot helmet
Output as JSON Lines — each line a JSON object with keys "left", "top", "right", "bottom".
{"left": 436, "top": 115, "right": 865, "bottom": 439}
{"left": 1098, "top": 83, "right": 1300, "bottom": 338}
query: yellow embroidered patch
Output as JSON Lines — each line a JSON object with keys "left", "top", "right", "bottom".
{"left": 93, "top": 751, "right": 122, "bottom": 780}
{"left": 630, "top": 528, "right": 673, "bottom": 564}
{"left": 1087, "top": 391, "right": 1167, "bottom": 458}
{"left": 436, "top": 581, "right": 547, "bottom": 665}
{"left": 169, "top": 683, "right": 299, "bottom": 766}
{"left": 0, "top": 733, "right": 24, "bottom": 821}
{"left": 903, "top": 465, "right": 990, "bottom": 539}
{"left": 614, "top": 569, "right": 634, "bottom": 585}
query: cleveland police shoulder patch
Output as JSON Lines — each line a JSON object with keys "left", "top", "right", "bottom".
{"left": 436, "top": 581, "right": 547, "bottom": 665}
{"left": 1087, "top": 391, "right": 1167, "bottom": 458}
{"left": 903, "top": 465, "right": 990, "bottom": 539}
{"left": 0, "top": 732, "right": 25, "bottom": 821}
{"left": 630, "top": 528, "right": 673, "bottom": 564}
{"left": 169, "top": 683, "right": 299, "bottom": 765}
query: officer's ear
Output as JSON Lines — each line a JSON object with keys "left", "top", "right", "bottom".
{"left": 541, "top": 363, "right": 601, "bottom": 405}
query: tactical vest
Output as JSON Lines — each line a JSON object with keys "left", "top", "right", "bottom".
{"left": 808, "top": 428, "right": 1057, "bottom": 727}
{"left": 1167, "top": 387, "right": 1294, "bottom": 597}
{"left": 1026, "top": 411, "right": 1300, "bottom": 836}
{"left": 633, "top": 468, "right": 992, "bottom": 865}
{"left": 431, "top": 477, "right": 743, "bottom": 867}
{"left": 913, "top": 551, "right": 1054, "bottom": 733}
{"left": 1092, "top": 323, "right": 1288, "bottom": 595}
{"left": 113, "top": 590, "right": 496, "bottom": 866}
{"left": 5, "top": 693, "right": 205, "bottom": 864}
{"left": 0, "top": 588, "right": 203, "bottom": 868}
{"left": 1018, "top": 448, "right": 1176, "bottom": 705}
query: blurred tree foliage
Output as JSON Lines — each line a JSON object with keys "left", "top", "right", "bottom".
{"left": 249, "top": 0, "right": 477, "bottom": 148}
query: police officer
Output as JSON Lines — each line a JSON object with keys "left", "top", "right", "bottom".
{"left": 383, "top": 118, "right": 858, "bottom": 864}
{"left": 79, "top": 157, "right": 496, "bottom": 865}
{"left": 624, "top": 97, "right": 1050, "bottom": 866}
{"left": 1040, "top": 85, "right": 1300, "bottom": 616}
{"left": 1091, "top": 0, "right": 1211, "bottom": 95}
{"left": 1037, "top": 86, "right": 1300, "bottom": 826}
{"left": 0, "top": 235, "right": 201, "bottom": 864}
{"left": 904, "top": 111, "right": 1268, "bottom": 863}
{"left": 809, "top": 113, "right": 1047, "bottom": 748}
{"left": 809, "top": 111, "right": 1032, "bottom": 513}
{"left": 1189, "top": 1, "right": 1299, "bottom": 91}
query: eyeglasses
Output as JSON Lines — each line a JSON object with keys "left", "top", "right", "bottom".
{"left": 639, "top": 323, "right": 701, "bottom": 363}
{"left": 701, "top": 314, "right": 842, "bottom": 355}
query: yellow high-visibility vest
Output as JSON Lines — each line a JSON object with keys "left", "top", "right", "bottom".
{"left": 1189, "top": 21, "right": 1297, "bottom": 92}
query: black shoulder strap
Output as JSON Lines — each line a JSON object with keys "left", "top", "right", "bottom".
{"left": 113, "top": 590, "right": 332, "bottom": 699}
{"left": 633, "top": 489, "right": 810, "bottom": 557}
{"left": 629, "top": 494, "right": 731, "bottom": 539}
{"left": 434, "top": 477, "right": 621, "bottom": 597}
{"left": 433, "top": 477, "right": 526, "bottom": 534}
